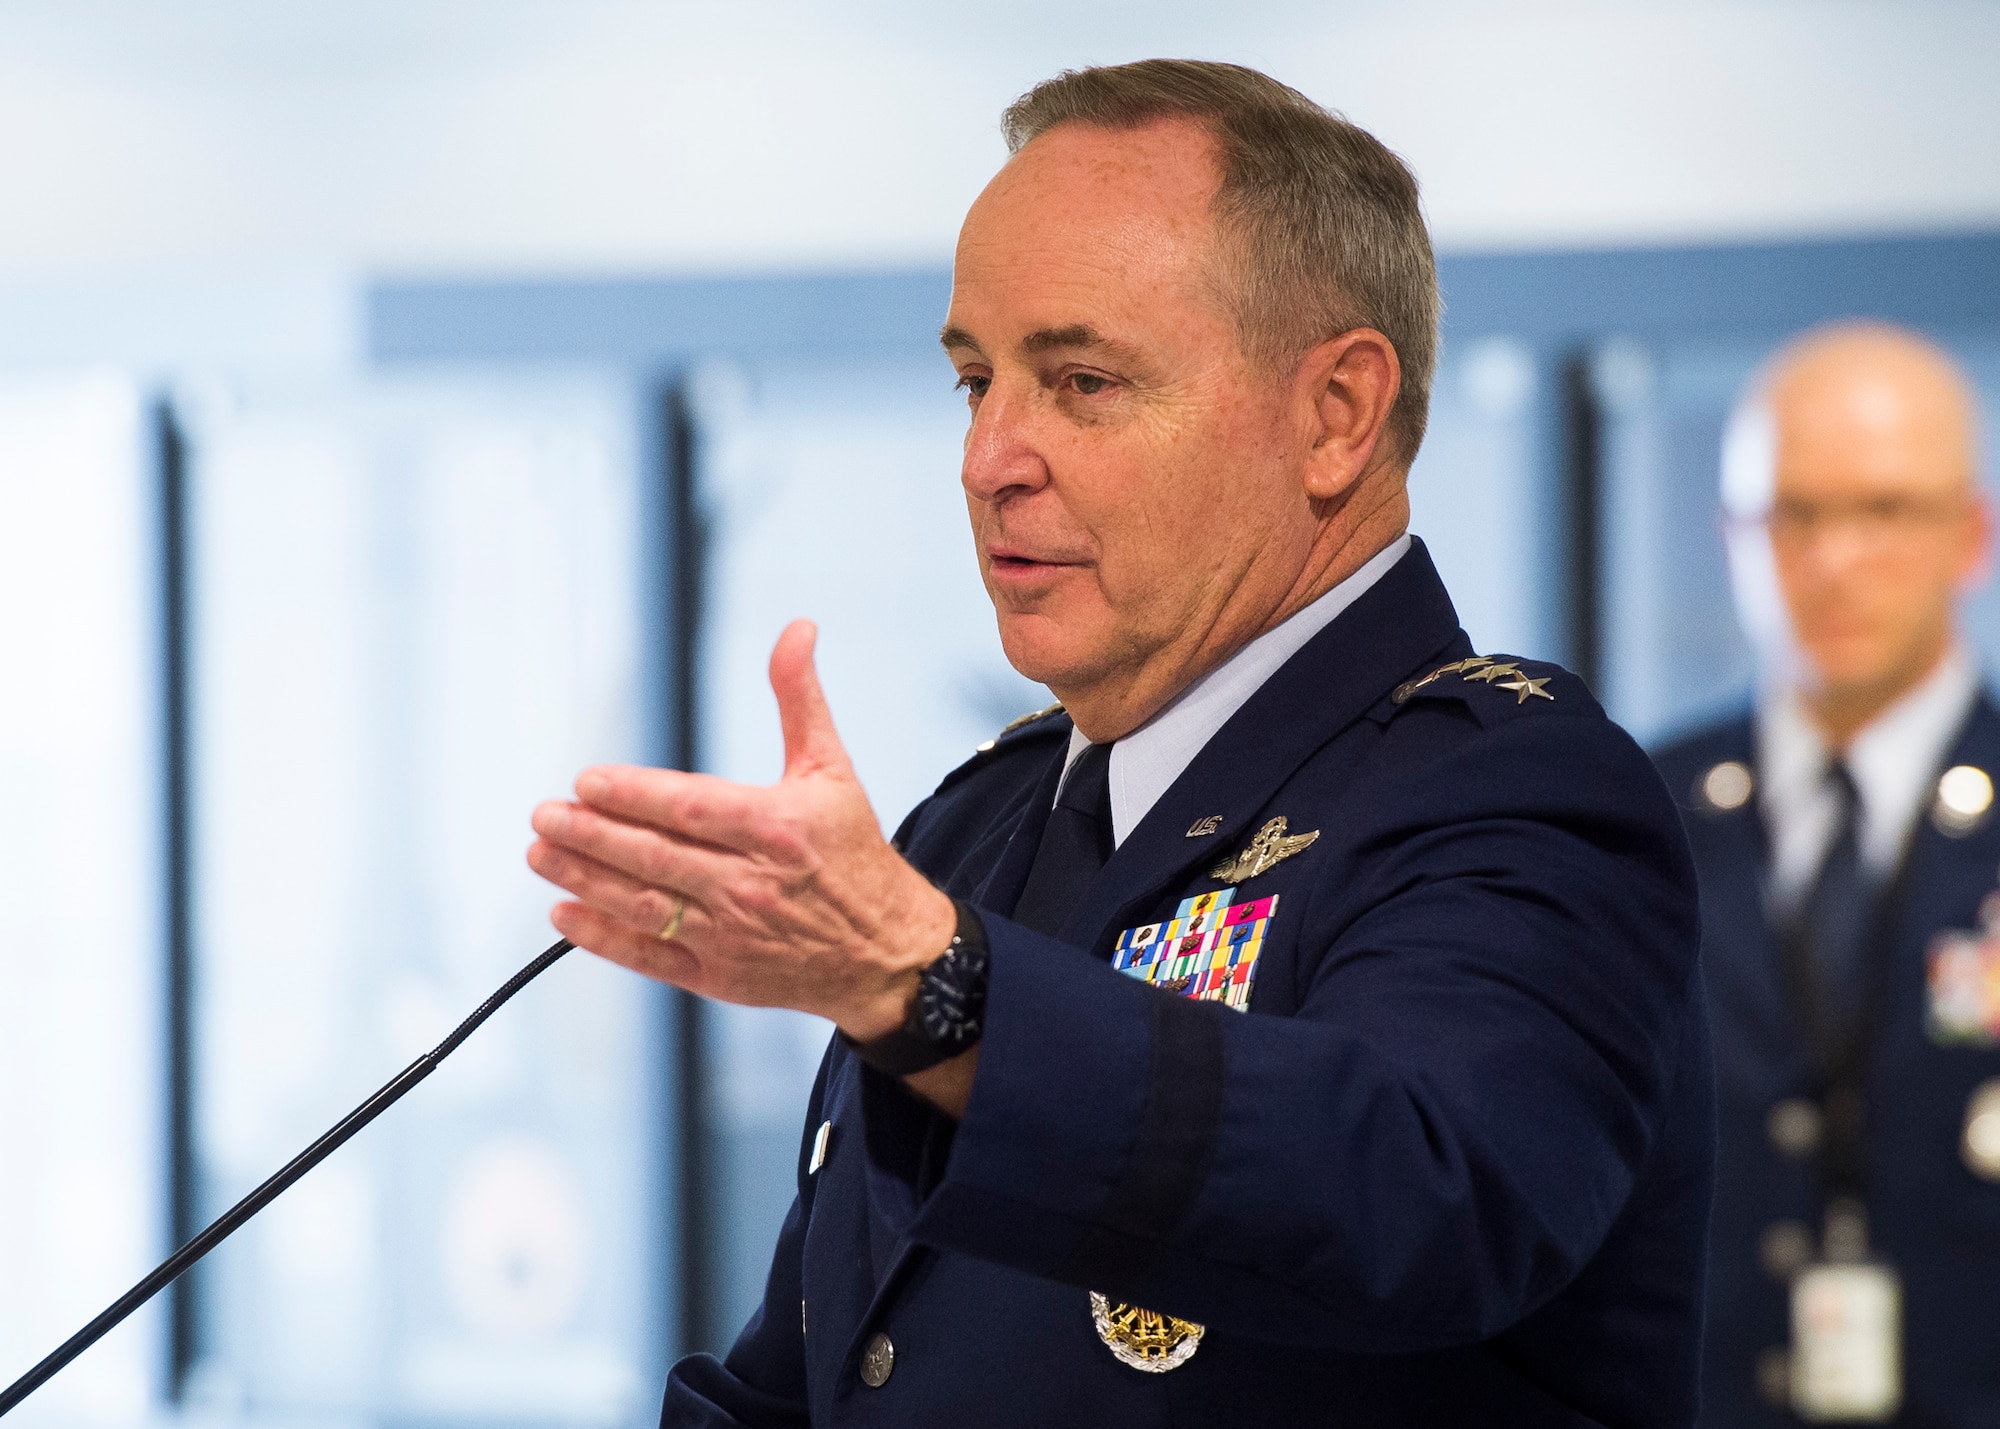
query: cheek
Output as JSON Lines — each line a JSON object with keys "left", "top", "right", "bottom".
{"left": 1092, "top": 415, "right": 1257, "bottom": 544}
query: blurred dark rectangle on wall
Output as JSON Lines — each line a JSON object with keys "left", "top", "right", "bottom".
{"left": 369, "top": 269, "right": 956, "bottom": 367}
{"left": 1437, "top": 230, "right": 2000, "bottom": 340}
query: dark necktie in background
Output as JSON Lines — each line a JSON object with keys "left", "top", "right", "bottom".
{"left": 1012, "top": 740, "right": 1114, "bottom": 938}
{"left": 1797, "top": 760, "right": 1876, "bottom": 1036}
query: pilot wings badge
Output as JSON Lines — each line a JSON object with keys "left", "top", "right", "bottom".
{"left": 1211, "top": 816, "right": 1320, "bottom": 884}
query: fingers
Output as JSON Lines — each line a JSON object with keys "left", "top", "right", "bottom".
{"left": 548, "top": 900, "right": 704, "bottom": 990}
{"left": 768, "top": 619, "right": 852, "bottom": 780}
{"left": 527, "top": 832, "right": 706, "bottom": 941}
{"left": 531, "top": 798, "right": 734, "bottom": 895}
{"left": 569, "top": 765, "right": 762, "bottom": 851}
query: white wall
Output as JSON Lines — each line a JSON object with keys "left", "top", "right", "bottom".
{"left": 0, "top": 0, "right": 1996, "bottom": 284}
{"left": 0, "top": 373, "right": 160, "bottom": 1424}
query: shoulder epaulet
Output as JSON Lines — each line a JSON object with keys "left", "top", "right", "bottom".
{"left": 1391, "top": 655, "right": 1559, "bottom": 709}
{"left": 923, "top": 701, "right": 1068, "bottom": 803}
{"left": 977, "top": 700, "right": 1066, "bottom": 752}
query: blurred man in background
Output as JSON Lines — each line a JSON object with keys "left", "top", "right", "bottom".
{"left": 1655, "top": 324, "right": 2000, "bottom": 1425}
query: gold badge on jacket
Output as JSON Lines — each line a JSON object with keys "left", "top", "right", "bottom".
{"left": 1089, "top": 1292, "right": 1204, "bottom": 1372}
{"left": 1211, "top": 815, "right": 1319, "bottom": 883}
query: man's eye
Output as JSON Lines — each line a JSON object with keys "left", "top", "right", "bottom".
{"left": 1070, "top": 373, "right": 1111, "bottom": 396}
{"left": 955, "top": 374, "right": 991, "bottom": 400}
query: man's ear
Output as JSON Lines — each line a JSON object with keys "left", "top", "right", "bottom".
{"left": 1955, "top": 486, "right": 1994, "bottom": 593}
{"left": 1296, "top": 329, "right": 1402, "bottom": 502}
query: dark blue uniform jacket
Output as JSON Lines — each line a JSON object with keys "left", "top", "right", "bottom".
{"left": 668, "top": 540, "right": 1713, "bottom": 1427}
{"left": 1656, "top": 698, "right": 2000, "bottom": 1428}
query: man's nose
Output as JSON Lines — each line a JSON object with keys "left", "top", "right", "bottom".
{"left": 961, "top": 385, "right": 1051, "bottom": 504}
{"left": 1806, "top": 520, "right": 1878, "bottom": 580}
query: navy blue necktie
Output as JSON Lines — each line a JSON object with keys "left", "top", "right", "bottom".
{"left": 1012, "top": 741, "right": 1114, "bottom": 938}
{"left": 1801, "top": 761, "right": 1875, "bottom": 1033}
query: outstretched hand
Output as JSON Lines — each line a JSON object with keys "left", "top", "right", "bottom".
{"left": 527, "top": 620, "right": 958, "bottom": 1043}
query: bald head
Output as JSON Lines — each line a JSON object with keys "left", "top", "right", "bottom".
{"left": 1726, "top": 322, "right": 1989, "bottom": 744}
{"left": 1768, "top": 324, "right": 1977, "bottom": 504}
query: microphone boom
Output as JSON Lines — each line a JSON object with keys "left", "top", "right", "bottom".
{"left": 0, "top": 937, "right": 575, "bottom": 1417}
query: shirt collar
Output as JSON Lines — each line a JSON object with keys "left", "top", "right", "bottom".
{"left": 1065, "top": 533, "right": 1413, "bottom": 846}
{"left": 1757, "top": 642, "right": 1980, "bottom": 894}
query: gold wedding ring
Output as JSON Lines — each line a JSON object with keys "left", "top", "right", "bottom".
{"left": 658, "top": 894, "right": 687, "bottom": 941}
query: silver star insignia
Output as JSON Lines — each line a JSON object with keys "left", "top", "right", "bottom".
{"left": 1496, "top": 675, "right": 1554, "bottom": 704}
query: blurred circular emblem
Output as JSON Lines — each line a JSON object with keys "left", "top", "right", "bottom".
{"left": 441, "top": 1136, "right": 589, "bottom": 1336}
{"left": 1962, "top": 1078, "right": 2000, "bottom": 1181}
{"left": 1934, "top": 765, "right": 1994, "bottom": 835}
{"left": 1700, "top": 760, "right": 1754, "bottom": 812}
{"left": 1089, "top": 1293, "right": 1204, "bottom": 1372}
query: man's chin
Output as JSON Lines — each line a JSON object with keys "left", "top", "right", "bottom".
{"left": 995, "top": 614, "right": 1113, "bottom": 697}
{"left": 1801, "top": 642, "right": 1929, "bottom": 704}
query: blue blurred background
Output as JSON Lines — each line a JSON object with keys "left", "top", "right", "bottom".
{"left": 5, "top": 2, "right": 2000, "bottom": 1424}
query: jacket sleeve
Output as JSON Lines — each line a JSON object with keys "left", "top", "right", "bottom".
{"left": 898, "top": 712, "right": 1702, "bottom": 1354}
{"left": 659, "top": 1055, "right": 830, "bottom": 1427}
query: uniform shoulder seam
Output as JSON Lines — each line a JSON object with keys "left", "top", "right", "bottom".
{"left": 929, "top": 702, "right": 1069, "bottom": 798}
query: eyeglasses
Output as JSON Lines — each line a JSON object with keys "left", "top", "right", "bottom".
{"left": 1739, "top": 494, "right": 1970, "bottom": 548}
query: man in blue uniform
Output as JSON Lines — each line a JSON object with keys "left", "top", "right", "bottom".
{"left": 1653, "top": 324, "right": 1997, "bottom": 1425}
{"left": 529, "top": 60, "right": 1712, "bottom": 1426}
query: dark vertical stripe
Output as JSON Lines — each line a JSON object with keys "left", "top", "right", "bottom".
{"left": 1559, "top": 350, "right": 1604, "bottom": 693}
{"left": 659, "top": 380, "right": 717, "bottom": 1354}
{"left": 155, "top": 398, "right": 199, "bottom": 1398}
{"left": 1056, "top": 993, "right": 1226, "bottom": 1286}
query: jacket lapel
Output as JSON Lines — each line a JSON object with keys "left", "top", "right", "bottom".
{"left": 1886, "top": 692, "right": 2000, "bottom": 982}
{"left": 1698, "top": 720, "right": 1800, "bottom": 1052}
{"left": 971, "top": 736, "right": 1068, "bottom": 914}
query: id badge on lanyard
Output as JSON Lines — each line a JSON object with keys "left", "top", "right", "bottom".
{"left": 1789, "top": 1203, "right": 1902, "bottom": 1422}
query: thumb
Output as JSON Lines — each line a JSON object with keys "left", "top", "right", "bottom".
{"left": 770, "top": 619, "right": 852, "bottom": 780}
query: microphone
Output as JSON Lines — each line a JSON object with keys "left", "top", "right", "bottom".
{"left": 0, "top": 937, "right": 575, "bottom": 1417}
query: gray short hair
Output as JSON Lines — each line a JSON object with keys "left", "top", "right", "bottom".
{"left": 1002, "top": 60, "right": 1440, "bottom": 463}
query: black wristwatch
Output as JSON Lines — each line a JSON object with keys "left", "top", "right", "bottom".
{"left": 846, "top": 899, "right": 990, "bottom": 1076}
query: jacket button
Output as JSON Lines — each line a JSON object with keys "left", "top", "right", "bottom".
{"left": 859, "top": 1331, "right": 895, "bottom": 1388}
{"left": 1759, "top": 1219, "right": 1813, "bottom": 1281}
{"left": 1767, "top": 1098, "right": 1822, "bottom": 1157}
{"left": 1699, "top": 760, "right": 1754, "bottom": 811}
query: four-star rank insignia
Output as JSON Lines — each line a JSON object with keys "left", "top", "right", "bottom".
{"left": 1393, "top": 655, "right": 1555, "bottom": 706}
{"left": 1211, "top": 815, "right": 1320, "bottom": 883}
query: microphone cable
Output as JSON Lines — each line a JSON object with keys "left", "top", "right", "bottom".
{"left": 0, "top": 937, "right": 575, "bottom": 1417}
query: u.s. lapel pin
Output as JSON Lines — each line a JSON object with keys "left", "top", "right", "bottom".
{"left": 1185, "top": 814, "right": 1224, "bottom": 838}
{"left": 1212, "top": 816, "right": 1319, "bottom": 883}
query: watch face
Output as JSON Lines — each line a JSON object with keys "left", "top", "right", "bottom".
{"left": 915, "top": 939, "right": 987, "bottom": 1045}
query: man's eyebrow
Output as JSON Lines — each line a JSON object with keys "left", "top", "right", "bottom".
{"left": 940, "top": 322, "right": 1147, "bottom": 365}
{"left": 1022, "top": 324, "right": 1121, "bottom": 356}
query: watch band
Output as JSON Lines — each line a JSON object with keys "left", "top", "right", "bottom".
{"left": 846, "top": 899, "right": 989, "bottom": 1076}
